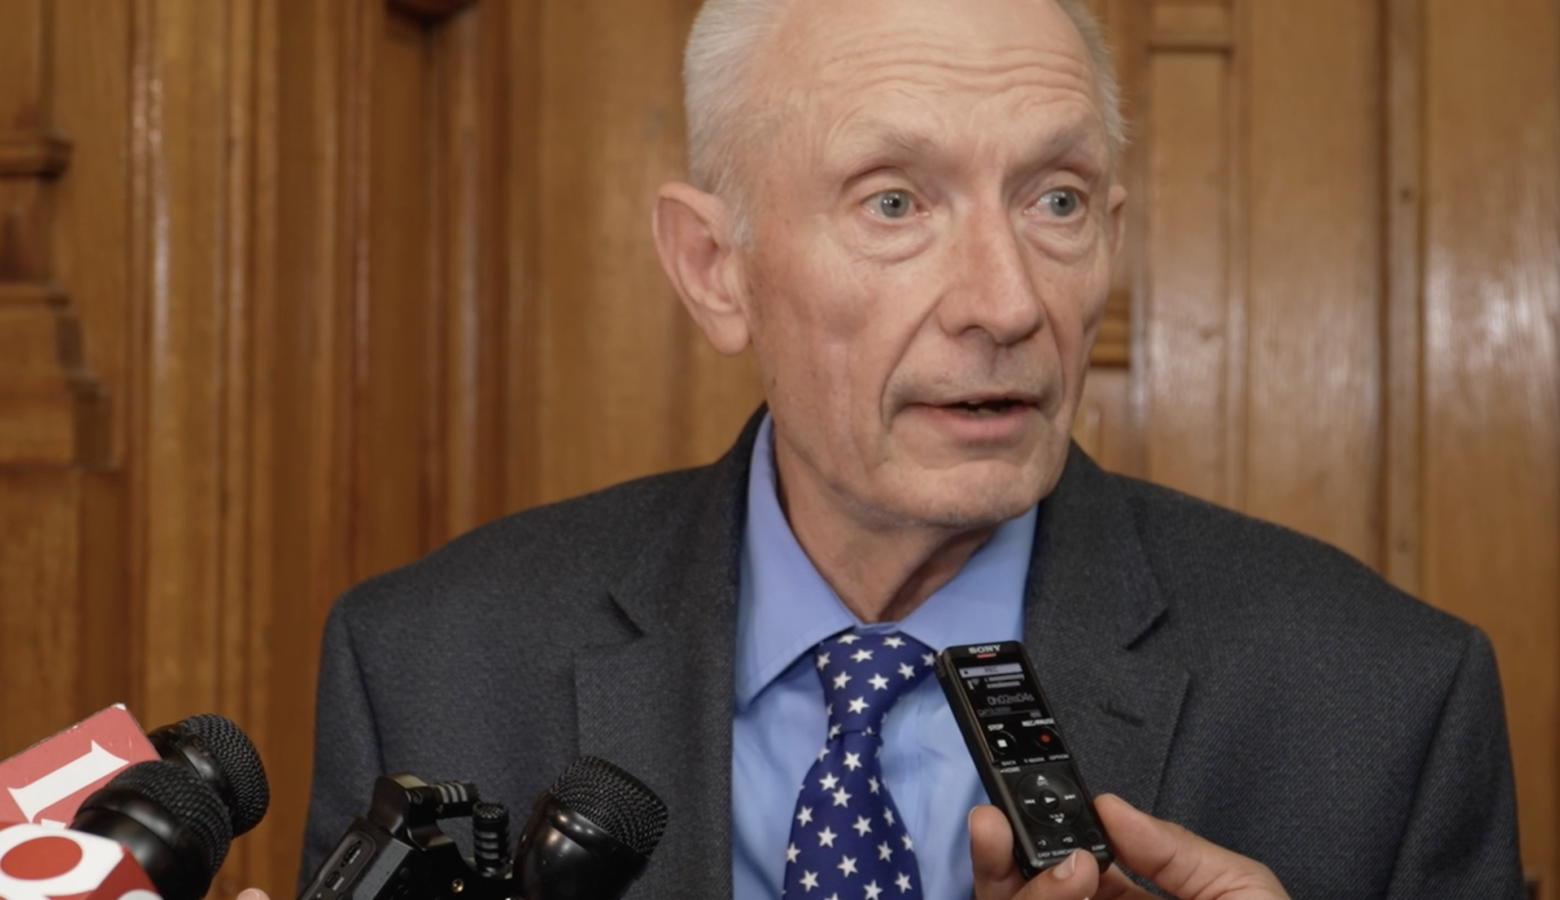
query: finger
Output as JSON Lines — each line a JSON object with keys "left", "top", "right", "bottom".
{"left": 969, "top": 805, "right": 1101, "bottom": 900}
{"left": 236, "top": 890, "right": 271, "bottom": 900}
{"left": 1094, "top": 794, "right": 1287, "bottom": 898}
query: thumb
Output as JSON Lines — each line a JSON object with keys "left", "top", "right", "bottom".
{"left": 969, "top": 805, "right": 1099, "bottom": 900}
{"left": 1095, "top": 794, "right": 1288, "bottom": 898}
{"left": 237, "top": 889, "right": 271, "bottom": 900}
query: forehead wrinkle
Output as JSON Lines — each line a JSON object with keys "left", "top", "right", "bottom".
{"left": 813, "top": 42, "right": 1097, "bottom": 101}
{"left": 814, "top": 84, "right": 1108, "bottom": 183}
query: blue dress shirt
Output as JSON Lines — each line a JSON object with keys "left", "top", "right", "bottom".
{"left": 732, "top": 415, "right": 1035, "bottom": 900}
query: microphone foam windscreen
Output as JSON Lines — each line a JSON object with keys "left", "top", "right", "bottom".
{"left": 550, "top": 757, "right": 668, "bottom": 857}
{"left": 176, "top": 713, "right": 270, "bottom": 834}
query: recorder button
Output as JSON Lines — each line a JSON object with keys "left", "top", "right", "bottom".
{"left": 1035, "top": 727, "right": 1066, "bottom": 755}
{"left": 986, "top": 730, "right": 1022, "bottom": 758}
{"left": 1017, "top": 772, "right": 1081, "bottom": 826}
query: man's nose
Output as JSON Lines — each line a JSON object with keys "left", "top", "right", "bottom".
{"left": 935, "top": 207, "right": 1046, "bottom": 345}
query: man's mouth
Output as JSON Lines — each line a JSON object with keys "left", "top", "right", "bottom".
{"left": 942, "top": 398, "right": 1026, "bottom": 416}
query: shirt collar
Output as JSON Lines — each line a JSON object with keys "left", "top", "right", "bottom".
{"left": 735, "top": 414, "right": 1036, "bottom": 710}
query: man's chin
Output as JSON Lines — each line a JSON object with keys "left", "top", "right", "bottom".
{"left": 877, "top": 462, "right": 1052, "bottom": 531}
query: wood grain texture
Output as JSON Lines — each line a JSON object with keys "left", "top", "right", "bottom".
{"left": 502, "top": 0, "right": 543, "bottom": 512}
{"left": 534, "top": 0, "right": 701, "bottom": 503}
{"left": 1097, "top": 0, "right": 1150, "bottom": 479}
{"left": 359, "top": 1, "right": 433, "bottom": 577}
{"left": 0, "top": 473, "right": 85, "bottom": 756}
{"left": 1144, "top": 50, "right": 1230, "bottom": 504}
{"left": 0, "top": 0, "right": 122, "bottom": 788}
{"left": 1382, "top": 0, "right": 1423, "bottom": 596}
{"left": 0, "top": 0, "right": 45, "bottom": 129}
{"left": 120, "top": 2, "right": 272, "bottom": 893}
{"left": 1149, "top": 1, "right": 1232, "bottom": 51}
{"left": 1242, "top": 0, "right": 1381, "bottom": 564}
{"left": 51, "top": 0, "right": 131, "bottom": 463}
{"left": 433, "top": 3, "right": 509, "bottom": 538}
{"left": 1423, "top": 0, "right": 1560, "bottom": 891}
{"left": 0, "top": 298, "right": 108, "bottom": 465}
{"left": 263, "top": 0, "right": 355, "bottom": 887}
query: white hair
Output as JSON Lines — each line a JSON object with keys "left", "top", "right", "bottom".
{"left": 683, "top": 0, "right": 1126, "bottom": 217}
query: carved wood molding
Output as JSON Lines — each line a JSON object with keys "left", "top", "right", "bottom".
{"left": 1090, "top": 290, "right": 1131, "bottom": 368}
{"left": 0, "top": 282, "right": 66, "bottom": 306}
{"left": 0, "top": 131, "right": 72, "bottom": 177}
{"left": 386, "top": 0, "right": 478, "bottom": 22}
{"left": 0, "top": 282, "right": 109, "bottom": 466}
{"left": 1148, "top": 0, "right": 1234, "bottom": 51}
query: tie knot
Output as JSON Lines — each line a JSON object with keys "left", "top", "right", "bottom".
{"left": 813, "top": 629, "right": 934, "bottom": 734}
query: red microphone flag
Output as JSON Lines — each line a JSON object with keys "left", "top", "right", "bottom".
{"left": 0, "top": 708, "right": 158, "bottom": 827}
{"left": 0, "top": 823, "right": 160, "bottom": 900}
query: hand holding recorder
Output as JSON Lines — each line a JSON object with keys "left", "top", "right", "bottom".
{"left": 939, "top": 643, "right": 1290, "bottom": 900}
{"left": 971, "top": 795, "right": 1289, "bottom": 900}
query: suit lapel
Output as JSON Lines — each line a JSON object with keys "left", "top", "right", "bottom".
{"left": 571, "top": 423, "right": 1186, "bottom": 897}
{"left": 573, "top": 414, "right": 762, "bottom": 899}
{"left": 1024, "top": 447, "right": 1189, "bottom": 815}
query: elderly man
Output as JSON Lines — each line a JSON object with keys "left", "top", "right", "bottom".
{"left": 294, "top": 0, "right": 1523, "bottom": 898}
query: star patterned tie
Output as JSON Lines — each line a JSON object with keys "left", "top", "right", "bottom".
{"left": 783, "top": 629, "right": 934, "bottom": 899}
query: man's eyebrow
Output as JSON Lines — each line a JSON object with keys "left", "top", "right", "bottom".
{"left": 828, "top": 122, "right": 941, "bottom": 170}
{"left": 827, "top": 114, "right": 1108, "bottom": 178}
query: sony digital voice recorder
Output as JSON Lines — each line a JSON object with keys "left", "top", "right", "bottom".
{"left": 935, "top": 641, "right": 1114, "bottom": 879}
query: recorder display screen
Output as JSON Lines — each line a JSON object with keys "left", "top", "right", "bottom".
{"left": 955, "top": 651, "right": 1069, "bottom": 764}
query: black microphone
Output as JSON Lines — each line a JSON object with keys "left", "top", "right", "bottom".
{"left": 148, "top": 713, "right": 271, "bottom": 837}
{"left": 514, "top": 756, "right": 669, "bottom": 900}
{"left": 302, "top": 756, "right": 667, "bottom": 900}
{"left": 71, "top": 759, "right": 235, "bottom": 900}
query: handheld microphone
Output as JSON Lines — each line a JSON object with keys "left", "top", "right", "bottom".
{"left": 0, "top": 759, "right": 233, "bottom": 900}
{"left": 513, "top": 757, "right": 668, "bottom": 900}
{"left": 301, "top": 756, "right": 668, "bottom": 900}
{"left": 0, "top": 708, "right": 269, "bottom": 842}
{"left": 146, "top": 715, "right": 269, "bottom": 837}
{"left": 0, "top": 709, "right": 270, "bottom": 900}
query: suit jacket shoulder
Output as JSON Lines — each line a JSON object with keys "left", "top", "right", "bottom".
{"left": 1031, "top": 452, "right": 1522, "bottom": 898}
{"left": 303, "top": 422, "right": 758, "bottom": 898}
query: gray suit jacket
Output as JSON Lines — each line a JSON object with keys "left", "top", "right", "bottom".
{"left": 301, "top": 412, "right": 1524, "bottom": 899}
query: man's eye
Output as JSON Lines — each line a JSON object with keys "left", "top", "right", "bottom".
{"left": 1040, "top": 188, "right": 1083, "bottom": 218}
{"left": 869, "top": 190, "right": 914, "bottom": 220}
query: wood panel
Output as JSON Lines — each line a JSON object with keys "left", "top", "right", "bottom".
{"left": 1144, "top": 46, "right": 1232, "bottom": 502}
{"left": 359, "top": 2, "right": 434, "bottom": 576}
{"left": 0, "top": 0, "right": 118, "bottom": 775}
{"left": 1243, "top": 0, "right": 1381, "bottom": 563}
{"left": 1381, "top": 0, "right": 1424, "bottom": 596}
{"left": 533, "top": 0, "right": 704, "bottom": 504}
{"left": 0, "top": 472, "right": 84, "bottom": 750}
{"left": 1422, "top": 0, "right": 1560, "bottom": 891}
{"left": 264, "top": 0, "right": 353, "bottom": 888}
{"left": 433, "top": 6, "right": 510, "bottom": 537}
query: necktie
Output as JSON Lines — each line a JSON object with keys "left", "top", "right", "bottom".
{"left": 783, "top": 629, "right": 934, "bottom": 899}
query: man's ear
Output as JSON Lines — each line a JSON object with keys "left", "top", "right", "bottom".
{"left": 1107, "top": 183, "right": 1128, "bottom": 256}
{"left": 653, "top": 182, "right": 752, "bottom": 356}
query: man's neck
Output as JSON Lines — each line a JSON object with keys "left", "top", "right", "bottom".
{"left": 772, "top": 450, "right": 998, "bottom": 624}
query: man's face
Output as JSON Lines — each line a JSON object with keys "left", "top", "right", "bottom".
{"left": 735, "top": 0, "right": 1124, "bottom": 531}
